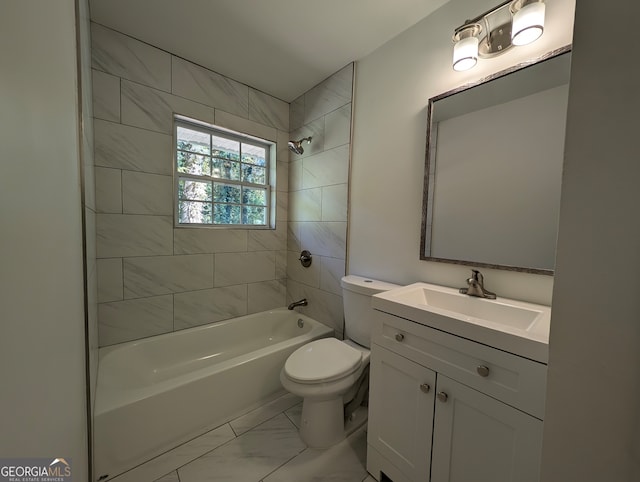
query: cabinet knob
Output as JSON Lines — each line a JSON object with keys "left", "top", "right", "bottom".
{"left": 437, "top": 392, "right": 449, "bottom": 403}
{"left": 420, "top": 383, "right": 431, "bottom": 393}
{"left": 395, "top": 333, "right": 405, "bottom": 342}
{"left": 476, "top": 365, "right": 490, "bottom": 377}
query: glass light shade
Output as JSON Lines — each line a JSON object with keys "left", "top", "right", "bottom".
{"left": 453, "top": 36, "right": 479, "bottom": 71}
{"left": 512, "top": 2, "right": 545, "bottom": 46}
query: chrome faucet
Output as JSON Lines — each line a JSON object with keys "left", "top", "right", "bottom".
{"left": 459, "top": 270, "right": 496, "bottom": 299}
{"left": 287, "top": 298, "right": 308, "bottom": 310}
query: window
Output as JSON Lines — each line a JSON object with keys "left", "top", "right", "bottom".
{"left": 174, "top": 119, "right": 272, "bottom": 227}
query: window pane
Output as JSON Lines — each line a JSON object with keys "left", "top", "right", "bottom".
{"left": 243, "top": 206, "right": 267, "bottom": 225}
{"left": 177, "top": 126, "right": 210, "bottom": 155}
{"left": 178, "top": 200, "right": 212, "bottom": 224}
{"left": 242, "top": 187, "right": 267, "bottom": 206}
{"left": 212, "top": 135, "right": 240, "bottom": 161}
{"left": 178, "top": 178, "right": 212, "bottom": 201}
{"left": 213, "top": 183, "right": 241, "bottom": 203}
{"left": 214, "top": 204, "right": 241, "bottom": 224}
{"left": 177, "top": 151, "right": 211, "bottom": 176}
{"left": 212, "top": 159, "right": 241, "bottom": 181}
{"left": 242, "top": 165, "right": 266, "bottom": 185}
{"left": 242, "top": 144, "right": 266, "bottom": 166}
{"left": 175, "top": 121, "right": 272, "bottom": 228}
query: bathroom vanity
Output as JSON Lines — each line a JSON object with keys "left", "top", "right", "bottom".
{"left": 366, "top": 282, "right": 551, "bottom": 482}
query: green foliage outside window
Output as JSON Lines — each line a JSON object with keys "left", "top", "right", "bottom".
{"left": 175, "top": 124, "right": 270, "bottom": 226}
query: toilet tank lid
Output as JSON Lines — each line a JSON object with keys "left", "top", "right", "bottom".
{"left": 340, "top": 275, "right": 401, "bottom": 295}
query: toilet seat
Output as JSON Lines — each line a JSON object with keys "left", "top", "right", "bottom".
{"left": 284, "top": 338, "right": 362, "bottom": 384}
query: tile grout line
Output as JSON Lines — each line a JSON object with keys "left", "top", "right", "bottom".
{"left": 166, "top": 423, "right": 239, "bottom": 479}
{"left": 259, "top": 447, "right": 309, "bottom": 482}
{"left": 177, "top": 407, "right": 295, "bottom": 476}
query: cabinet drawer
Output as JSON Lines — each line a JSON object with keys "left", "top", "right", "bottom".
{"left": 372, "top": 310, "right": 547, "bottom": 419}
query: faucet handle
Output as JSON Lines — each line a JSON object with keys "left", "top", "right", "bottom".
{"left": 471, "top": 269, "right": 483, "bottom": 283}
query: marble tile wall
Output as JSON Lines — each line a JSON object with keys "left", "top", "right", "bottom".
{"left": 91, "top": 23, "right": 291, "bottom": 346}
{"left": 287, "top": 64, "right": 354, "bottom": 338}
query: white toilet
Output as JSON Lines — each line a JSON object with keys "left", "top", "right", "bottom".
{"left": 280, "top": 275, "right": 399, "bottom": 448}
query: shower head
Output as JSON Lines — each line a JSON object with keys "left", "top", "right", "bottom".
{"left": 288, "top": 137, "right": 312, "bottom": 155}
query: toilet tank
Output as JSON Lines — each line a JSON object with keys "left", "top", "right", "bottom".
{"left": 341, "top": 275, "right": 400, "bottom": 348}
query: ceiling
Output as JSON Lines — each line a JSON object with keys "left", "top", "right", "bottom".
{"left": 89, "top": 0, "right": 450, "bottom": 102}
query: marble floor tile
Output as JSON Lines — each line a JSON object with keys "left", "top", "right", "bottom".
{"left": 104, "top": 395, "right": 373, "bottom": 482}
{"left": 284, "top": 402, "right": 303, "bottom": 429}
{"left": 262, "top": 426, "right": 368, "bottom": 482}
{"left": 230, "top": 393, "right": 301, "bottom": 436}
{"left": 153, "top": 471, "right": 179, "bottom": 482}
{"left": 178, "top": 414, "right": 305, "bottom": 482}
{"left": 110, "top": 423, "right": 235, "bottom": 482}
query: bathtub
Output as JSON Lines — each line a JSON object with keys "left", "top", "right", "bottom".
{"left": 94, "top": 308, "right": 333, "bottom": 480}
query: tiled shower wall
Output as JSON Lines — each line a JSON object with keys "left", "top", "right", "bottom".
{"left": 286, "top": 64, "right": 354, "bottom": 338}
{"left": 92, "top": 23, "right": 290, "bottom": 346}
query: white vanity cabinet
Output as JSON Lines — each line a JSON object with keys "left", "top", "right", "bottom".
{"left": 367, "top": 310, "right": 547, "bottom": 482}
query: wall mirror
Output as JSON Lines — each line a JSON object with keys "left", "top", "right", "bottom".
{"left": 420, "top": 47, "right": 571, "bottom": 274}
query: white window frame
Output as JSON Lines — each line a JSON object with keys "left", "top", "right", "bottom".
{"left": 173, "top": 118, "right": 274, "bottom": 229}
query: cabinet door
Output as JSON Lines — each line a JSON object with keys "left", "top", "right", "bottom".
{"left": 431, "top": 375, "right": 543, "bottom": 482}
{"left": 368, "top": 345, "right": 436, "bottom": 482}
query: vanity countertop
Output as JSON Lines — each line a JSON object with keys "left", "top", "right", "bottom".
{"left": 372, "top": 282, "right": 551, "bottom": 363}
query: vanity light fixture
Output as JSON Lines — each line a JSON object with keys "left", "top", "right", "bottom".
{"left": 452, "top": 0, "right": 545, "bottom": 71}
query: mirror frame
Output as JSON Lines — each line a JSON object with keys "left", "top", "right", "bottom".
{"left": 420, "top": 45, "right": 572, "bottom": 275}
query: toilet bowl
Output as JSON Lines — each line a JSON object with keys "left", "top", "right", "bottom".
{"left": 280, "top": 275, "right": 399, "bottom": 448}
{"left": 280, "top": 338, "right": 370, "bottom": 448}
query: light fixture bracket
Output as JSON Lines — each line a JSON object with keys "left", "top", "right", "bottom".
{"left": 453, "top": 23, "right": 482, "bottom": 43}
{"left": 478, "top": 4, "right": 514, "bottom": 58}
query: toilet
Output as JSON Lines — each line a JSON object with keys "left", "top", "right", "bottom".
{"left": 280, "top": 275, "right": 399, "bottom": 448}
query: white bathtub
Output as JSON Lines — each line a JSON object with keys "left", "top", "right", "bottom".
{"left": 94, "top": 308, "right": 333, "bottom": 480}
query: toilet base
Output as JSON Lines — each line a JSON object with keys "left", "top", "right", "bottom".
{"left": 299, "top": 397, "right": 345, "bottom": 448}
{"left": 298, "top": 398, "right": 369, "bottom": 449}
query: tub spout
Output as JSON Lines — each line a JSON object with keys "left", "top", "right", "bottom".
{"left": 288, "top": 298, "right": 308, "bottom": 310}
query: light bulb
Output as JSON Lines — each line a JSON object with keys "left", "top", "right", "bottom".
{"left": 512, "top": 2, "right": 545, "bottom": 46}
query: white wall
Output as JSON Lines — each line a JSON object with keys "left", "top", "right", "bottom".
{"left": 540, "top": 1, "right": 640, "bottom": 480}
{"left": 0, "top": 1, "right": 88, "bottom": 479}
{"left": 350, "top": 0, "right": 575, "bottom": 305}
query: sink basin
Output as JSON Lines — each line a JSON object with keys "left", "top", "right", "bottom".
{"left": 391, "top": 285, "right": 543, "bottom": 331}
{"left": 372, "top": 282, "right": 551, "bottom": 362}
